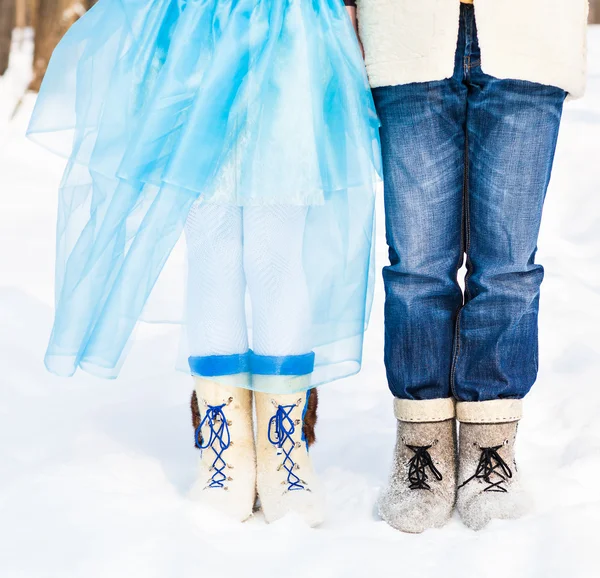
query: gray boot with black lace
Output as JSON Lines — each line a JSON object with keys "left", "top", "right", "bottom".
{"left": 456, "top": 400, "right": 530, "bottom": 531}
{"left": 378, "top": 398, "right": 457, "bottom": 534}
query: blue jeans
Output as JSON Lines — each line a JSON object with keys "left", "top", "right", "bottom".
{"left": 372, "top": 5, "right": 566, "bottom": 402}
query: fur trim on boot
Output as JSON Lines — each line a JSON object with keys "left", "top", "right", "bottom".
{"left": 302, "top": 388, "right": 318, "bottom": 447}
{"left": 456, "top": 419, "right": 529, "bottom": 531}
{"left": 378, "top": 413, "right": 457, "bottom": 534}
{"left": 255, "top": 387, "right": 324, "bottom": 527}
{"left": 190, "top": 378, "right": 256, "bottom": 522}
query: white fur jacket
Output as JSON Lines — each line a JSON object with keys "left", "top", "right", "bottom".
{"left": 356, "top": 0, "right": 589, "bottom": 99}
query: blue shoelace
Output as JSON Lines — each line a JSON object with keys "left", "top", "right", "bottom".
{"left": 195, "top": 402, "right": 231, "bottom": 489}
{"left": 268, "top": 403, "right": 305, "bottom": 492}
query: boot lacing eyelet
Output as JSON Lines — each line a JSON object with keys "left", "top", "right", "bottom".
{"left": 195, "top": 401, "right": 233, "bottom": 490}
{"left": 268, "top": 402, "right": 307, "bottom": 492}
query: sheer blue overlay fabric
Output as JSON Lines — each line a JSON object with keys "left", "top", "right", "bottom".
{"left": 27, "top": 0, "right": 382, "bottom": 390}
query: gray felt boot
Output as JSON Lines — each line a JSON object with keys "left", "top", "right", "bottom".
{"left": 456, "top": 400, "right": 530, "bottom": 531}
{"left": 378, "top": 398, "right": 457, "bottom": 534}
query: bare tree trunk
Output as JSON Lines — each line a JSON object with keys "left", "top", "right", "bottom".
{"left": 16, "top": 0, "right": 26, "bottom": 28}
{"left": 28, "top": 0, "right": 37, "bottom": 29}
{"left": 590, "top": 0, "right": 600, "bottom": 24}
{"left": 29, "top": 0, "right": 82, "bottom": 91}
{"left": 0, "top": 0, "right": 15, "bottom": 75}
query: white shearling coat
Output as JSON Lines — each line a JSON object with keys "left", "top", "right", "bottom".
{"left": 356, "top": 0, "right": 589, "bottom": 99}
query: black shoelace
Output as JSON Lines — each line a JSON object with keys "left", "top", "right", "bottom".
{"left": 458, "top": 445, "right": 513, "bottom": 493}
{"left": 406, "top": 444, "right": 443, "bottom": 490}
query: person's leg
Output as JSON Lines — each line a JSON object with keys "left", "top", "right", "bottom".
{"left": 185, "top": 202, "right": 249, "bottom": 372}
{"left": 243, "top": 205, "right": 315, "bottom": 392}
{"left": 454, "top": 6, "right": 566, "bottom": 530}
{"left": 454, "top": 78, "right": 566, "bottom": 402}
{"left": 243, "top": 205, "right": 312, "bottom": 360}
{"left": 243, "top": 205, "right": 323, "bottom": 527}
{"left": 372, "top": 13, "right": 470, "bottom": 532}
{"left": 373, "top": 76, "right": 466, "bottom": 402}
{"left": 185, "top": 203, "right": 255, "bottom": 521}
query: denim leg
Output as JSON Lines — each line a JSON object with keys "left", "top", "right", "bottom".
{"left": 453, "top": 72, "right": 566, "bottom": 401}
{"left": 373, "top": 79, "right": 467, "bottom": 400}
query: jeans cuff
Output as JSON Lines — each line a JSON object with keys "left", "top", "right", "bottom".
{"left": 456, "top": 399, "right": 523, "bottom": 424}
{"left": 393, "top": 397, "right": 456, "bottom": 423}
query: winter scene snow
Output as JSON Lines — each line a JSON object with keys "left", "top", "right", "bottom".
{"left": 1, "top": 15, "right": 599, "bottom": 578}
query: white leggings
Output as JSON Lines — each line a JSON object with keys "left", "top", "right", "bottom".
{"left": 185, "top": 203, "right": 311, "bottom": 359}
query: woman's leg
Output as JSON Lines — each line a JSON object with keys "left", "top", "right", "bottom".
{"left": 242, "top": 205, "right": 312, "bottom": 361}
{"left": 185, "top": 203, "right": 255, "bottom": 521}
{"left": 243, "top": 205, "right": 323, "bottom": 527}
{"left": 185, "top": 202, "right": 249, "bottom": 365}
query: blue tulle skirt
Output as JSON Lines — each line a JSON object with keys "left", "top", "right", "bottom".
{"left": 27, "top": 0, "right": 382, "bottom": 390}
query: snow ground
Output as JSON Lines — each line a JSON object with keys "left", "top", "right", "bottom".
{"left": 1, "top": 28, "right": 599, "bottom": 578}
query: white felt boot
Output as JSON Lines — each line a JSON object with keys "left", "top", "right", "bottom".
{"left": 255, "top": 388, "right": 324, "bottom": 527}
{"left": 190, "top": 378, "right": 256, "bottom": 522}
{"left": 456, "top": 400, "right": 530, "bottom": 531}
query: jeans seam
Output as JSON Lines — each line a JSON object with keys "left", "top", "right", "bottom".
{"left": 450, "top": 310, "right": 462, "bottom": 399}
{"left": 464, "top": 131, "right": 472, "bottom": 285}
{"left": 461, "top": 6, "right": 468, "bottom": 79}
{"left": 450, "top": 127, "right": 471, "bottom": 399}
{"left": 466, "top": 6, "right": 472, "bottom": 61}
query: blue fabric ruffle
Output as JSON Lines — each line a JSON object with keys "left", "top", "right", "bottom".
{"left": 27, "top": 0, "right": 382, "bottom": 389}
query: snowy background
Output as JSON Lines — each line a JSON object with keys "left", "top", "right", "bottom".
{"left": 1, "top": 28, "right": 599, "bottom": 578}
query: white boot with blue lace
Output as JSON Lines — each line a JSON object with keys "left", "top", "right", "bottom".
{"left": 255, "top": 387, "right": 324, "bottom": 527}
{"left": 190, "top": 378, "right": 257, "bottom": 522}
